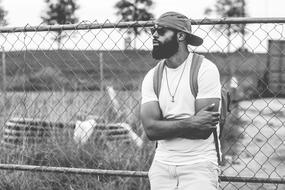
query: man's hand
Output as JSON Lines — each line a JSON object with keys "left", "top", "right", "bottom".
{"left": 180, "top": 104, "right": 220, "bottom": 139}
{"left": 192, "top": 103, "right": 220, "bottom": 130}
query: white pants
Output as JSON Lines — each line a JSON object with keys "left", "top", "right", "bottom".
{"left": 148, "top": 160, "right": 220, "bottom": 190}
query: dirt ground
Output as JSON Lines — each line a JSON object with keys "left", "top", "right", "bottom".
{"left": 221, "top": 98, "right": 285, "bottom": 190}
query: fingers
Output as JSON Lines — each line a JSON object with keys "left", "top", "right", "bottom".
{"left": 198, "top": 112, "right": 220, "bottom": 128}
{"left": 207, "top": 117, "right": 219, "bottom": 128}
{"left": 196, "top": 111, "right": 219, "bottom": 118}
{"left": 202, "top": 124, "right": 217, "bottom": 130}
{"left": 201, "top": 103, "right": 216, "bottom": 112}
{"left": 203, "top": 120, "right": 219, "bottom": 128}
{"left": 192, "top": 110, "right": 220, "bottom": 130}
{"left": 211, "top": 119, "right": 219, "bottom": 125}
{"left": 211, "top": 112, "right": 220, "bottom": 117}
{"left": 211, "top": 114, "right": 220, "bottom": 126}
{"left": 210, "top": 113, "right": 220, "bottom": 121}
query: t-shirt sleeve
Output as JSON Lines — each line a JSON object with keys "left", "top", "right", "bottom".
{"left": 196, "top": 59, "right": 221, "bottom": 99}
{"left": 141, "top": 68, "right": 159, "bottom": 104}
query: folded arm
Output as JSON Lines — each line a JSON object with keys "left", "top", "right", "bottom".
{"left": 140, "top": 99, "right": 220, "bottom": 141}
{"left": 180, "top": 98, "right": 220, "bottom": 139}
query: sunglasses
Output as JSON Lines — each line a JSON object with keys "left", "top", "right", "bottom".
{"left": 150, "top": 27, "right": 177, "bottom": 36}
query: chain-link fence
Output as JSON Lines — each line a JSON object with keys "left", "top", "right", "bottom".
{"left": 0, "top": 17, "right": 284, "bottom": 190}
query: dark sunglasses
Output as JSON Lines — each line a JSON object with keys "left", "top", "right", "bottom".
{"left": 150, "top": 27, "right": 177, "bottom": 36}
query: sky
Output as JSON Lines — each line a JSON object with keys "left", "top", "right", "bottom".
{"left": 1, "top": 0, "right": 284, "bottom": 27}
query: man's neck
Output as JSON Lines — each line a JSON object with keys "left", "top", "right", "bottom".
{"left": 165, "top": 47, "right": 190, "bottom": 69}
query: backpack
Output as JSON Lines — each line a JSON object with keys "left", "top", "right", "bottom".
{"left": 153, "top": 53, "right": 231, "bottom": 165}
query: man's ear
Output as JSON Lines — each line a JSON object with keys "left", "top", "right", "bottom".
{"left": 177, "top": 32, "right": 187, "bottom": 42}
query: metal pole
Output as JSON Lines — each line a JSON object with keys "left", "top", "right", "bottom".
{"left": 1, "top": 17, "right": 285, "bottom": 33}
{"left": 241, "top": 0, "right": 246, "bottom": 50}
{"left": 2, "top": 46, "right": 6, "bottom": 121}
{"left": 0, "top": 164, "right": 284, "bottom": 184}
{"left": 99, "top": 52, "right": 104, "bottom": 92}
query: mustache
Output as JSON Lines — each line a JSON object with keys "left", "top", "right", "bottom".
{"left": 153, "top": 39, "right": 160, "bottom": 45}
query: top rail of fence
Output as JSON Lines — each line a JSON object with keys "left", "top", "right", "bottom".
{"left": 0, "top": 17, "right": 285, "bottom": 33}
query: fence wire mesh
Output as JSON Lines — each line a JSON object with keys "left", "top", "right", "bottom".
{"left": 0, "top": 18, "right": 284, "bottom": 190}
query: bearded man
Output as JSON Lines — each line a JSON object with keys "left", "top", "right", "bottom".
{"left": 140, "top": 12, "right": 222, "bottom": 190}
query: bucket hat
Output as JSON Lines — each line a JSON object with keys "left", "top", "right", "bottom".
{"left": 154, "top": 12, "right": 203, "bottom": 46}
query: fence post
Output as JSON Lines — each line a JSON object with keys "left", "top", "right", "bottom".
{"left": 100, "top": 52, "right": 104, "bottom": 92}
{"left": 2, "top": 46, "right": 6, "bottom": 121}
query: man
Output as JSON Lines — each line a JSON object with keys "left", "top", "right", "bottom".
{"left": 140, "top": 12, "right": 222, "bottom": 190}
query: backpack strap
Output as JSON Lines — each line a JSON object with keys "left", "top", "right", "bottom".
{"left": 153, "top": 54, "right": 204, "bottom": 99}
{"left": 190, "top": 53, "right": 222, "bottom": 165}
{"left": 190, "top": 53, "right": 204, "bottom": 98}
{"left": 153, "top": 60, "right": 165, "bottom": 149}
{"left": 153, "top": 60, "right": 166, "bottom": 98}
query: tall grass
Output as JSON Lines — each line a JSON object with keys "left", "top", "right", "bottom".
{"left": 0, "top": 90, "right": 155, "bottom": 189}
{"left": 0, "top": 90, "right": 242, "bottom": 189}
{"left": 0, "top": 135, "right": 155, "bottom": 190}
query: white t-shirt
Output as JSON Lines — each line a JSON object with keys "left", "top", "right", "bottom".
{"left": 141, "top": 52, "right": 221, "bottom": 165}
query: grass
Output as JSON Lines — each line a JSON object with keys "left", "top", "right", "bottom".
{"left": 0, "top": 89, "right": 246, "bottom": 189}
{"left": 0, "top": 137, "right": 155, "bottom": 190}
{"left": 0, "top": 90, "right": 155, "bottom": 190}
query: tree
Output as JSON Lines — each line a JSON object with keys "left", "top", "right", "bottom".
{"left": 41, "top": 0, "right": 79, "bottom": 49}
{"left": 115, "top": 0, "right": 154, "bottom": 49}
{"left": 205, "top": 0, "right": 248, "bottom": 52}
{"left": 0, "top": 1, "right": 8, "bottom": 26}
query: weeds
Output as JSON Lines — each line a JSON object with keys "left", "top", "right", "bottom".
{"left": 0, "top": 90, "right": 243, "bottom": 189}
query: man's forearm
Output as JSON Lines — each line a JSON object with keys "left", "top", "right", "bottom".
{"left": 144, "top": 119, "right": 184, "bottom": 140}
{"left": 179, "top": 127, "right": 214, "bottom": 140}
{"left": 145, "top": 117, "right": 212, "bottom": 141}
{"left": 166, "top": 118, "right": 213, "bottom": 140}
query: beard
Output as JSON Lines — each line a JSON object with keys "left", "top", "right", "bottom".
{"left": 152, "top": 34, "right": 179, "bottom": 60}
